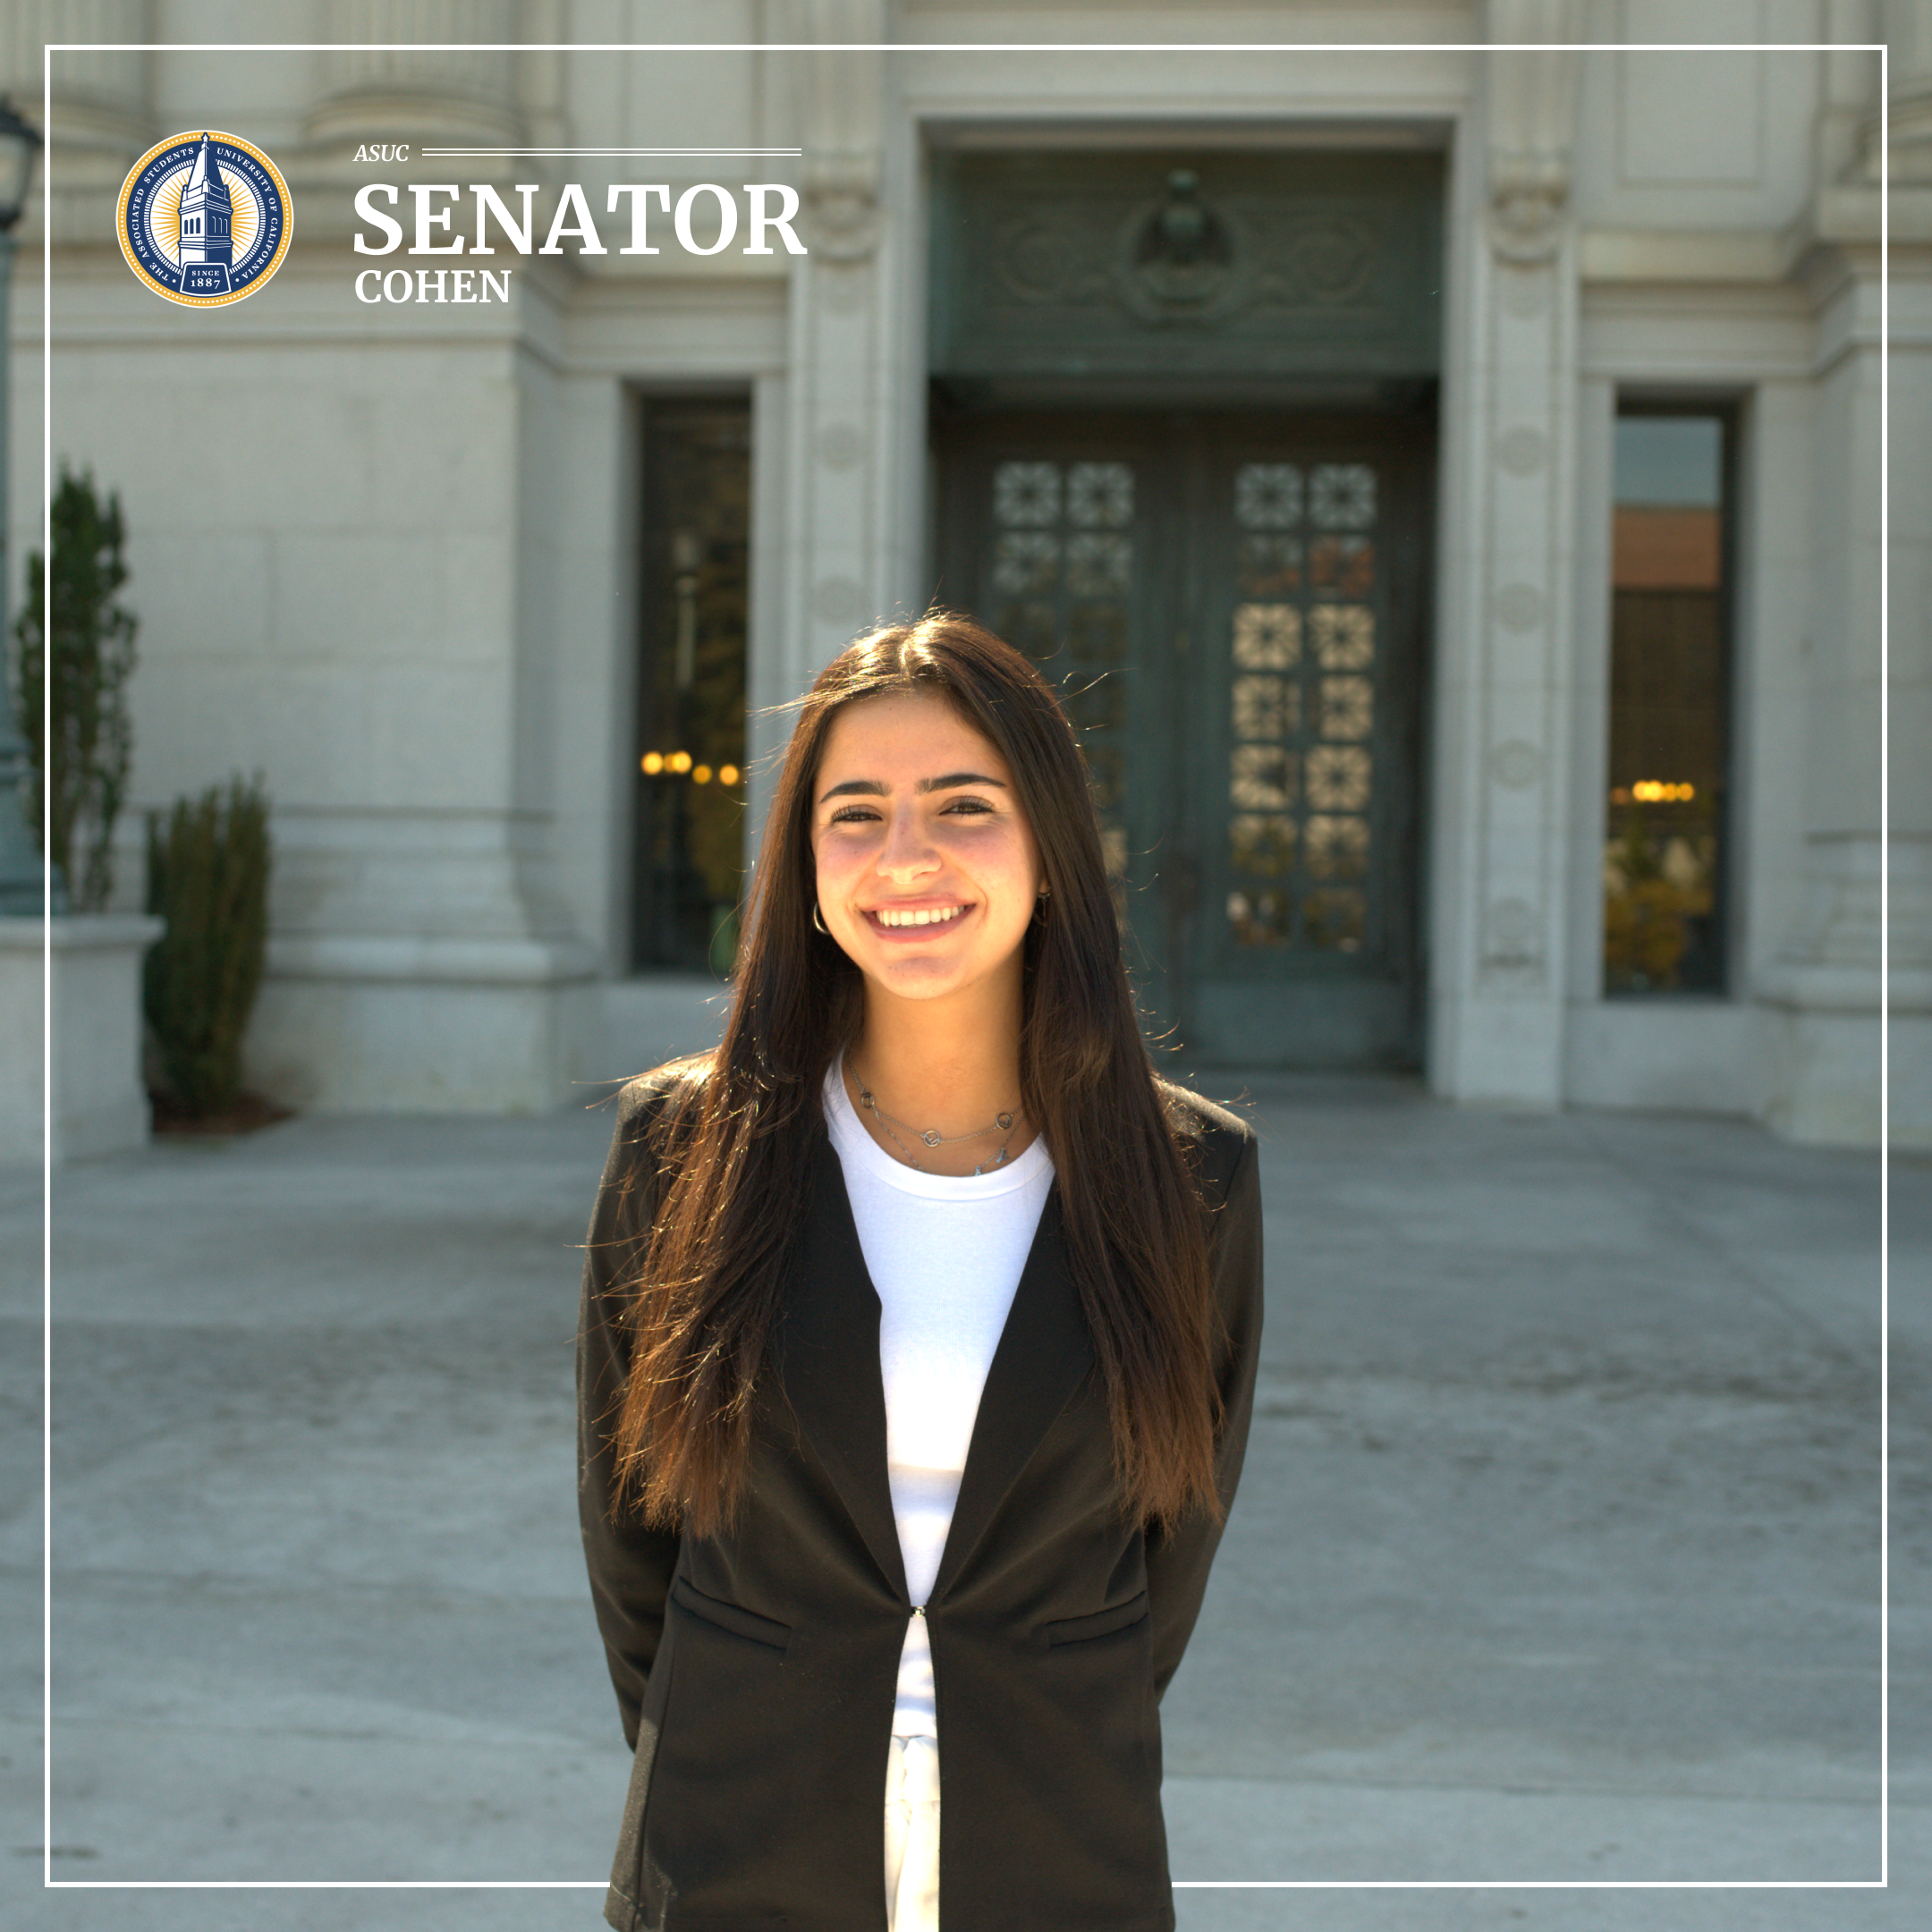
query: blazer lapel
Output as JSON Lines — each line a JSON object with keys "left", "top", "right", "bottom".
{"left": 931, "top": 1181, "right": 1095, "bottom": 1603}
{"left": 775, "top": 1128, "right": 909, "bottom": 1598}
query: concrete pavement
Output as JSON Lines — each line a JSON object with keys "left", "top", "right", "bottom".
{"left": 3, "top": 1072, "right": 1924, "bottom": 1929}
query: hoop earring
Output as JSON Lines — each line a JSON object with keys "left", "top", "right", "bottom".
{"left": 812, "top": 901, "right": 829, "bottom": 935}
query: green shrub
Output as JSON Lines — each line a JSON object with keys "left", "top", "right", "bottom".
{"left": 11, "top": 467, "right": 140, "bottom": 911}
{"left": 144, "top": 775, "right": 271, "bottom": 1117}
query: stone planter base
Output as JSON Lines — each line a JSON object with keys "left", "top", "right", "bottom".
{"left": 0, "top": 914, "right": 166, "bottom": 1165}
{"left": 246, "top": 933, "right": 602, "bottom": 1113}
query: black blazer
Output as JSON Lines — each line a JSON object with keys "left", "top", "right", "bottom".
{"left": 577, "top": 1067, "right": 1263, "bottom": 1932}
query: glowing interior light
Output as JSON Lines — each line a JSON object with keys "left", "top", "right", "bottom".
{"left": 693, "top": 765, "right": 713, "bottom": 784}
{"left": 720, "top": 764, "right": 740, "bottom": 786}
{"left": 641, "top": 751, "right": 664, "bottom": 775}
{"left": 669, "top": 750, "right": 692, "bottom": 774}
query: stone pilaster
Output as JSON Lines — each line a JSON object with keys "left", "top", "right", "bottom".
{"left": 1432, "top": 1, "right": 1583, "bottom": 1106}
{"left": 1762, "top": 3, "right": 1932, "bottom": 1145}
{"left": 259, "top": 4, "right": 601, "bottom": 1111}
{"left": 30, "top": 1, "right": 153, "bottom": 155}
{"left": 306, "top": 1, "right": 524, "bottom": 148}
{"left": 23, "top": 1, "right": 153, "bottom": 241}
{"left": 762, "top": 0, "right": 894, "bottom": 771}
{"left": 1872, "top": 0, "right": 1932, "bottom": 181}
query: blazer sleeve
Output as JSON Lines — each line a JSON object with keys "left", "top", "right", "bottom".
{"left": 1145, "top": 1125, "right": 1263, "bottom": 1702}
{"left": 577, "top": 1080, "right": 684, "bottom": 1752}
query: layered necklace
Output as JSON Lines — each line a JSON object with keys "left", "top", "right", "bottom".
{"left": 843, "top": 1053, "right": 1021, "bottom": 1176}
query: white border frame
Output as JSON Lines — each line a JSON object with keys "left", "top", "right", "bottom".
{"left": 35, "top": 31, "right": 1890, "bottom": 1899}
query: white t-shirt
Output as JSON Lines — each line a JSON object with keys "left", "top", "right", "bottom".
{"left": 822, "top": 1061, "right": 1055, "bottom": 1741}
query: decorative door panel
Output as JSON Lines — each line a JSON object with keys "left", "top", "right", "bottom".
{"left": 936, "top": 417, "right": 1185, "bottom": 1015}
{"left": 985, "top": 454, "right": 1141, "bottom": 899}
{"left": 1184, "top": 432, "right": 1428, "bottom": 1064}
{"left": 935, "top": 410, "right": 1428, "bottom": 1069}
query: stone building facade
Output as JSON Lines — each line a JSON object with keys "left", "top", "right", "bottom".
{"left": 5, "top": 1, "right": 1925, "bottom": 1144}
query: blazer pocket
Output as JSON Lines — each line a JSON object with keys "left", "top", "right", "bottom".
{"left": 668, "top": 1573, "right": 792, "bottom": 1656}
{"left": 1043, "top": 1589, "right": 1150, "bottom": 1648}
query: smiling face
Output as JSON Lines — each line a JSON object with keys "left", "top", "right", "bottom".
{"left": 809, "top": 688, "right": 1045, "bottom": 1009}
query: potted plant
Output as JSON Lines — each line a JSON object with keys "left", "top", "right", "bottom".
{"left": 0, "top": 467, "right": 163, "bottom": 1163}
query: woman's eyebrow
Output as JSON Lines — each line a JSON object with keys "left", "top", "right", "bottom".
{"left": 917, "top": 771, "right": 1006, "bottom": 794}
{"left": 818, "top": 772, "right": 1007, "bottom": 803}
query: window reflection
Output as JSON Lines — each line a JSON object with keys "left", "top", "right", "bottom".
{"left": 632, "top": 397, "right": 750, "bottom": 975}
{"left": 1604, "top": 410, "right": 1731, "bottom": 995}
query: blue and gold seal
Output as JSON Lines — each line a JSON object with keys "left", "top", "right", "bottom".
{"left": 116, "top": 130, "right": 292, "bottom": 307}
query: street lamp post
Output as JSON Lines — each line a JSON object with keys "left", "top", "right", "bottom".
{"left": 0, "top": 96, "right": 50, "bottom": 915}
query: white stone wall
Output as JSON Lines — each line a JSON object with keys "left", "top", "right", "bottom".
{"left": 6, "top": 1, "right": 1918, "bottom": 1143}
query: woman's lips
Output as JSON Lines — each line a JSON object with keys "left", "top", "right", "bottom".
{"left": 861, "top": 902, "right": 974, "bottom": 938}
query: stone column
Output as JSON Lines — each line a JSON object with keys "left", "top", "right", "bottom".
{"left": 306, "top": 1, "right": 524, "bottom": 147}
{"left": 248, "top": 3, "right": 601, "bottom": 1113}
{"left": 1763, "top": 2, "right": 1932, "bottom": 1145}
{"left": 16, "top": 0, "right": 152, "bottom": 242}
{"left": 1431, "top": 0, "right": 1584, "bottom": 1106}
{"left": 25, "top": 1, "right": 152, "bottom": 155}
{"left": 1877, "top": 0, "right": 1932, "bottom": 181}
{"left": 764, "top": 0, "right": 893, "bottom": 772}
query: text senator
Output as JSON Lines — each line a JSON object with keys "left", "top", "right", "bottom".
{"left": 352, "top": 182, "right": 809, "bottom": 258}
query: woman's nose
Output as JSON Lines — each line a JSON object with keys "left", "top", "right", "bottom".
{"left": 876, "top": 804, "right": 939, "bottom": 881}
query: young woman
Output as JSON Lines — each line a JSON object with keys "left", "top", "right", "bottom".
{"left": 578, "top": 614, "right": 1263, "bottom": 1932}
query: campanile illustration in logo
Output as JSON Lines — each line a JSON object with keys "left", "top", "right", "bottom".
{"left": 116, "top": 131, "right": 292, "bottom": 306}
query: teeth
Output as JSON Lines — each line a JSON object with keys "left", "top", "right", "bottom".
{"left": 877, "top": 905, "right": 962, "bottom": 928}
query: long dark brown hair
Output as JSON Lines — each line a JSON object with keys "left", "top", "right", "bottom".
{"left": 611, "top": 614, "right": 1222, "bottom": 1538}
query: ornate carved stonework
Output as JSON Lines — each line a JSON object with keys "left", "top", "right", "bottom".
{"left": 1451, "top": 2, "right": 1582, "bottom": 1030}
{"left": 934, "top": 149, "right": 1442, "bottom": 382}
{"left": 1487, "top": 151, "right": 1571, "bottom": 264}
{"left": 776, "top": 0, "right": 885, "bottom": 262}
{"left": 801, "top": 150, "right": 881, "bottom": 262}
{"left": 1496, "top": 424, "right": 1548, "bottom": 474}
{"left": 1483, "top": 895, "right": 1541, "bottom": 967}
{"left": 1484, "top": 0, "right": 1583, "bottom": 264}
{"left": 1489, "top": 740, "right": 1543, "bottom": 791}
{"left": 1494, "top": 581, "right": 1546, "bottom": 632}
{"left": 1125, "top": 169, "right": 1237, "bottom": 309}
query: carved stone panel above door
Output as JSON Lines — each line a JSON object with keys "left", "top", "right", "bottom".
{"left": 929, "top": 149, "right": 1444, "bottom": 386}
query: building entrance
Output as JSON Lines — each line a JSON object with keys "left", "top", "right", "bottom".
{"left": 934, "top": 409, "right": 1431, "bottom": 1068}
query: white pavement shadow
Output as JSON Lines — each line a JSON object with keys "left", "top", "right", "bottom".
{"left": 4, "top": 1075, "right": 1926, "bottom": 1930}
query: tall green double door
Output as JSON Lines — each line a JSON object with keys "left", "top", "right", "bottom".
{"left": 935, "top": 411, "right": 1432, "bottom": 1070}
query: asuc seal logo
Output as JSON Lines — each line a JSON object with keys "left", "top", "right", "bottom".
{"left": 116, "top": 131, "right": 292, "bottom": 307}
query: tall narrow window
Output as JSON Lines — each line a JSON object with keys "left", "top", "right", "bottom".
{"left": 1603, "top": 406, "right": 1733, "bottom": 996}
{"left": 632, "top": 396, "right": 751, "bottom": 974}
